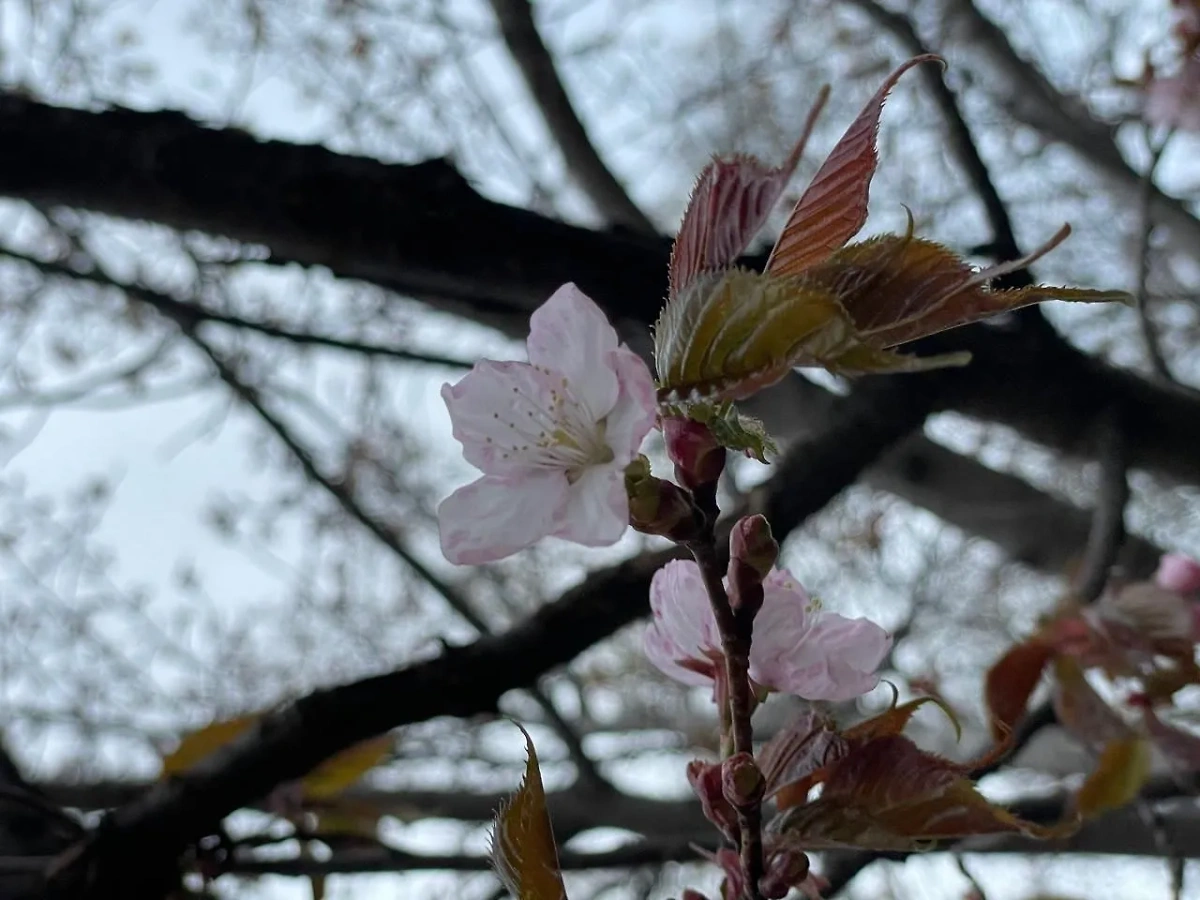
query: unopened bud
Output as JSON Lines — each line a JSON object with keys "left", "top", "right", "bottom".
{"left": 730, "top": 515, "right": 778, "bottom": 580}
{"left": 720, "top": 751, "right": 764, "bottom": 810}
{"left": 681, "top": 891, "right": 712, "bottom": 900}
{"left": 625, "top": 456, "right": 700, "bottom": 541}
{"left": 728, "top": 515, "right": 777, "bottom": 613}
{"left": 663, "top": 416, "right": 725, "bottom": 491}
{"left": 759, "top": 847, "right": 811, "bottom": 900}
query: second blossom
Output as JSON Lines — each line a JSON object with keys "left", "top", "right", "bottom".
{"left": 644, "top": 560, "right": 891, "bottom": 701}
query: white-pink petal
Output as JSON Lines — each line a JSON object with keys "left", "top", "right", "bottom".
{"left": 644, "top": 560, "right": 722, "bottom": 685}
{"left": 441, "top": 361, "right": 566, "bottom": 476}
{"left": 552, "top": 466, "right": 629, "bottom": 546}
{"left": 603, "top": 346, "right": 660, "bottom": 463}
{"left": 526, "top": 284, "right": 621, "bottom": 419}
{"left": 643, "top": 561, "right": 890, "bottom": 701}
{"left": 747, "top": 576, "right": 817, "bottom": 686}
{"left": 437, "top": 472, "right": 568, "bottom": 565}
{"left": 1156, "top": 552, "right": 1200, "bottom": 595}
{"left": 793, "top": 613, "right": 892, "bottom": 701}
{"left": 1144, "top": 58, "right": 1200, "bottom": 132}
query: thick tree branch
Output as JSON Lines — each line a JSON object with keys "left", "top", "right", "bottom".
{"left": 3, "top": 94, "right": 1198, "bottom": 491}
{"left": 487, "top": 0, "right": 655, "bottom": 234}
{"left": 0, "top": 94, "right": 669, "bottom": 334}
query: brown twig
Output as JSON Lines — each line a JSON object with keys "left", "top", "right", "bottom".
{"left": 486, "top": 0, "right": 655, "bottom": 234}
{"left": 688, "top": 534, "right": 764, "bottom": 900}
{"left": 1073, "top": 409, "right": 1130, "bottom": 604}
{"left": 1133, "top": 130, "right": 1175, "bottom": 382}
{"left": 0, "top": 249, "right": 474, "bottom": 369}
{"left": 842, "top": 0, "right": 1028, "bottom": 284}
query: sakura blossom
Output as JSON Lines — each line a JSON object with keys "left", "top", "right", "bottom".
{"left": 1155, "top": 552, "right": 1200, "bottom": 595}
{"left": 437, "top": 284, "right": 657, "bottom": 565}
{"left": 644, "top": 560, "right": 891, "bottom": 701}
{"left": 1144, "top": 55, "right": 1200, "bottom": 131}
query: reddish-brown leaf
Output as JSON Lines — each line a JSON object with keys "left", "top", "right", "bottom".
{"left": 490, "top": 725, "right": 567, "bottom": 900}
{"left": 668, "top": 86, "right": 829, "bottom": 298}
{"left": 760, "top": 709, "right": 846, "bottom": 808}
{"left": 843, "top": 695, "right": 962, "bottom": 747}
{"left": 769, "top": 735, "right": 1070, "bottom": 851}
{"left": 1052, "top": 657, "right": 1133, "bottom": 750}
{"left": 766, "top": 55, "right": 939, "bottom": 278}
{"left": 984, "top": 638, "right": 1054, "bottom": 743}
{"left": 1139, "top": 658, "right": 1200, "bottom": 706}
{"left": 799, "top": 228, "right": 1128, "bottom": 356}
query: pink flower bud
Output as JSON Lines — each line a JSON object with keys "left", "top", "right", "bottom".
{"left": 728, "top": 515, "right": 779, "bottom": 611}
{"left": 730, "top": 515, "right": 779, "bottom": 579}
{"left": 1155, "top": 552, "right": 1200, "bottom": 596}
{"left": 663, "top": 416, "right": 725, "bottom": 490}
{"left": 625, "top": 457, "right": 701, "bottom": 540}
{"left": 687, "top": 759, "right": 739, "bottom": 841}
{"left": 721, "top": 751, "right": 764, "bottom": 809}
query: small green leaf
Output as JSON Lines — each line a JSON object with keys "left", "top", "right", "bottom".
{"left": 661, "top": 400, "right": 777, "bottom": 461}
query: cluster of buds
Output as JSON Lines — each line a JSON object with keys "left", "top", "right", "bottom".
{"left": 626, "top": 416, "right": 727, "bottom": 541}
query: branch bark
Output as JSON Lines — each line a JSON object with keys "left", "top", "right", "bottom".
{"left": 487, "top": 0, "right": 655, "bottom": 234}
{"left": 3, "top": 93, "right": 1198, "bottom": 492}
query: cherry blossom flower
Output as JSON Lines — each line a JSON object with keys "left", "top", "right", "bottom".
{"left": 438, "top": 284, "right": 657, "bottom": 565}
{"left": 1145, "top": 55, "right": 1200, "bottom": 131}
{"left": 644, "top": 561, "right": 891, "bottom": 701}
{"left": 1155, "top": 552, "right": 1200, "bottom": 596}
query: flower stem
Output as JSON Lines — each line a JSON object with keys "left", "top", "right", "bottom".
{"left": 687, "top": 530, "right": 764, "bottom": 900}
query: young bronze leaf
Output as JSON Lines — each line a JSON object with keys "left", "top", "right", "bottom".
{"left": 799, "top": 229, "right": 1129, "bottom": 354}
{"left": 669, "top": 86, "right": 828, "bottom": 297}
{"left": 160, "top": 714, "right": 258, "bottom": 777}
{"left": 760, "top": 708, "right": 846, "bottom": 807}
{"left": 843, "top": 695, "right": 963, "bottom": 747}
{"left": 1074, "top": 737, "right": 1152, "bottom": 820}
{"left": 985, "top": 638, "right": 1054, "bottom": 742}
{"left": 766, "top": 55, "right": 939, "bottom": 279}
{"left": 656, "top": 234, "right": 1124, "bottom": 401}
{"left": 655, "top": 268, "right": 856, "bottom": 402}
{"left": 491, "top": 725, "right": 567, "bottom": 900}
{"left": 770, "top": 734, "right": 1069, "bottom": 851}
{"left": 302, "top": 735, "right": 392, "bottom": 800}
